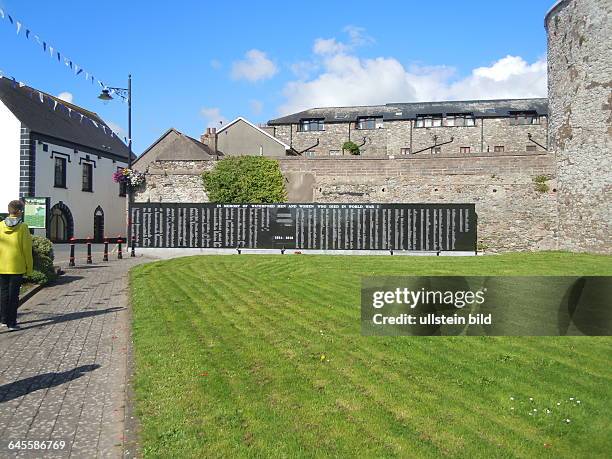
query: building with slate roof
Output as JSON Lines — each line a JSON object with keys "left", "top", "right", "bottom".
{"left": 0, "top": 76, "right": 132, "bottom": 241}
{"left": 267, "top": 98, "right": 549, "bottom": 157}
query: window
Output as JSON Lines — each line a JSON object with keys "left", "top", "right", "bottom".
{"left": 433, "top": 146, "right": 442, "bottom": 154}
{"left": 446, "top": 114, "right": 476, "bottom": 127}
{"left": 400, "top": 147, "right": 411, "bottom": 155}
{"left": 357, "top": 117, "right": 383, "bottom": 130}
{"left": 460, "top": 147, "right": 471, "bottom": 154}
{"left": 415, "top": 114, "right": 443, "bottom": 128}
{"left": 510, "top": 112, "right": 540, "bottom": 125}
{"left": 494, "top": 145, "right": 505, "bottom": 152}
{"left": 526, "top": 145, "right": 537, "bottom": 152}
{"left": 329, "top": 150, "right": 342, "bottom": 156}
{"left": 298, "top": 119, "right": 324, "bottom": 132}
{"left": 82, "top": 163, "right": 93, "bottom": 192}
{"left": 305, "top": 151, "right": 316, "bottom": 157}
{"left": 54, "top": 157, "right": 67, "bottom": 188}
{"left": 118, "top": 167, "right": 127, "bottom": 196}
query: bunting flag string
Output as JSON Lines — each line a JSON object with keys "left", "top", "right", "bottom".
{"left": 0, "top": 6, "right": 128, "bottom": 103}
{"left": 0, "top": 68, "right": 128, "bottom": 143}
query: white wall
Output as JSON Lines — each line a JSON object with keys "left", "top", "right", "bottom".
{"left": 0, "top": 100, "right": 21, "bottom": 210}
{"left": 34, "top": 141, "right": 128, "bottom": 239}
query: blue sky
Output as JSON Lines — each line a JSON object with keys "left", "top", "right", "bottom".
{"left": 0, "top": 0, "right": 553, "bottom": 154}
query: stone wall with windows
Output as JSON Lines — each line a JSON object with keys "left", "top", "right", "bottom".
{"left": 270, "top": 116, "right": 548, "bottom": 157}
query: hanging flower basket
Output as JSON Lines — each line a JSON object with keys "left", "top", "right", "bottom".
{"left": 112, "top": 168, "right": 145, "bottom": 188}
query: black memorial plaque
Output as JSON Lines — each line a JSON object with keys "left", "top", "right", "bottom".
{"left": 131, "top": 203, "right": 477, "bottom": 251}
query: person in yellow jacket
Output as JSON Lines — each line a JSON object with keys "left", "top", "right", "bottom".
{"left": 0, "top": 200, "right": 33, "bottom": 331}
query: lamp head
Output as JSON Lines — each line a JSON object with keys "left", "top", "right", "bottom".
{"left": 98, "top": 89, "right": 113, "bottom": 101}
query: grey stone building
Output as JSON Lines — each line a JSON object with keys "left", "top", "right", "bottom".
{"left": 267, "top": 98, "right": 549, "bottom": 157}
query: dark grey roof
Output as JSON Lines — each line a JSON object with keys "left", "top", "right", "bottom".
{"left": 0, "top": 77, "right": 130, "bottom": 159}
{"left": 133, "top": 128, "right": 216, "bottom": 168}
{"left": 268, "top": 98, "right": 548, "bottom": 125}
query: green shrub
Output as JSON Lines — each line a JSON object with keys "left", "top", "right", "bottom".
{"left": 342, "top": 141, "right": 360, "bottom": 155}
{"left": 534, "top": 175, "right": 550, "bottom": 193}
{"left": 202, "top": 156, "right": 287, "bottom": 203}
{"left": 24, "top": 236, "right": 57, "bottom": 285}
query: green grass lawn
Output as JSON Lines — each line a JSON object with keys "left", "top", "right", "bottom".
{"left": 130, "top": 252, "right": 612, "bottom": 458}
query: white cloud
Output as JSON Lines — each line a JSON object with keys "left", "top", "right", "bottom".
{"left": 313, "top": 38, "right": 348, "bottom": 56}
{"left": 210, "top": 59, "right": 222, "bottom": 70}
{"left": 343, "top": 25, "right": 374, "bottom": 47}
{"left": 57, "top": 91, "right": 73, "bottom": 103}
{"left": 279, "top": 49, "right": 547, "bottom": 114}
{"left": 231, "top": 49, "right": 278, "bottom": 82}
{"left": 313, "top": 25, "right": 374, "bottom": 56}
{"left": 201, "top": 107, "right": 229, "bottom": 128}
{"left": 249, "top": 99, "right": 263, "bottom": 115}
{"left": 290, "top": 60, "right": 320, "bottom": 79}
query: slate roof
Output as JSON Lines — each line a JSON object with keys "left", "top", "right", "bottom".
{"left": 268, "top": 98, "right": 548, "bottom": 125}
{"left": 133, "top": 128, "right": 216, "bottom": 168}
{"left": 0, "top": 77, "right": 130, "bottom": 159}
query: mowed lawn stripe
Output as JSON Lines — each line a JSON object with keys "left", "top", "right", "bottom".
{"left": 170, "top": 256, "right": 608, "bottom": 458}
{"left": 222, "top": 270, "right": 525, "bottom": 454}
{"left": 130, "top": 253, "right": 612, "bottom": 458}
{"left": 177, "top": 262, "right": 598, "bottom": 456}
{"left": 177, "top": 265, "right": 430, "bottom": 457}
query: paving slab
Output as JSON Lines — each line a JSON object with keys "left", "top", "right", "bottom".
{"left": 0, "top": 257, "right": 147, "bottom": 458}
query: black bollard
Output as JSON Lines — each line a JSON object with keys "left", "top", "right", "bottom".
{"left": 117, "top": 237, "right": 123, "bottom": 259}
{"left": 86, "top": 238, "right": 93, "bottom": 264}
{"left": 103, "top": 239, "right": 109, "bottom": 261}
{"left": 69, "top": 238, "right": 75, "bottom": 267}
{"left": 131, "top": 235, "right": 136, "bottom": 257}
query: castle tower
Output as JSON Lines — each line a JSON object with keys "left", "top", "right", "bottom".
{"left": 546, "top": 0, "right": 611, "bottom": 253}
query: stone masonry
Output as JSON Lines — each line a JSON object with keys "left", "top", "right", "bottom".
{"left": 547, "top": 0, "right": 611, "bottom": 254}
{"left": 135, "top": 153, "right": 558, "bottom": 253}
{"left": 270, "top": 104, "right": 548, "bottom": 157}
{"left": 134, "top": 160, "right": 213, "bottom": 203}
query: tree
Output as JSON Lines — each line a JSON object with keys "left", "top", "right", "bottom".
{"left": 342, "top": 141, "right": 360, "bottom": 155}
{"left": 202, "top": 156, "right": 287, "bottom": 203}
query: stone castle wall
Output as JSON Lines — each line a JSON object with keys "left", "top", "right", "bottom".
{"left": 279, "top": 154, "right": 557, "bottom": 252}
{"left": 134, "top": 160, "right": 213, "bottom": 203}
{"left": 136, "top": 153, "right": 558, "bottom": 253}
{"left": 547, "top": 0, "right": 611, "bottom": 253}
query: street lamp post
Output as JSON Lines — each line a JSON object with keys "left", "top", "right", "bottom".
{"left": 99, "top": 74, "right": 133, "bottom": 247}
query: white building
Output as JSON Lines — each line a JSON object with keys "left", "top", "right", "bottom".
{"left": 0, "top": 77, "right": 131, "bottom": 241}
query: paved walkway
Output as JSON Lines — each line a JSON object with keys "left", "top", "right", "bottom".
{"left": 0, "top": 256, "right": 147, "bottom": 458}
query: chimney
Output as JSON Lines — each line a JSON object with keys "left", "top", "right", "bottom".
{"left": 200, "top": 127, "right": 217, "bottom": 155}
